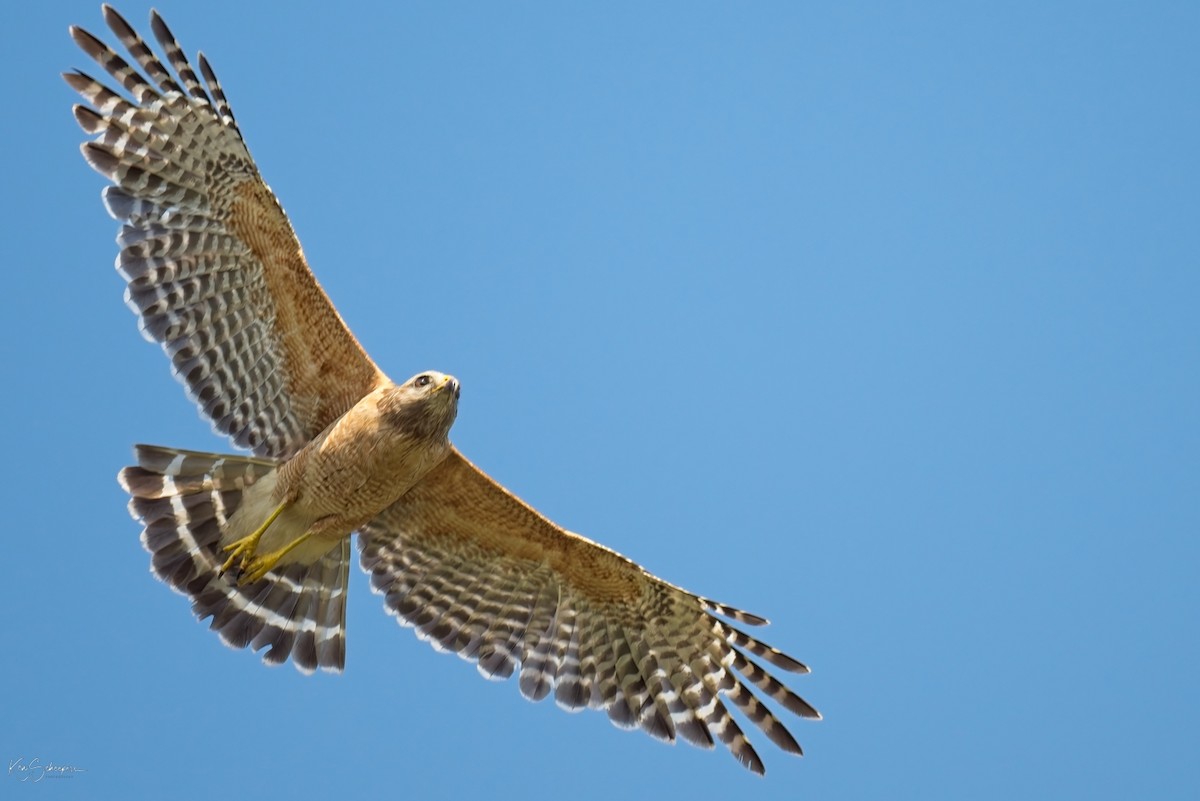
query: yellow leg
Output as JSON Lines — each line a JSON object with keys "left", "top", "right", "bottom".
{"left": 239, "top": 532, "right": 313, "bottom": 585}
{"left": 220, "top": 501, "right": 288, "bottom": 574}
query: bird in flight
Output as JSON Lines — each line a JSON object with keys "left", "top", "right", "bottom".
{"left": 66, "top": 5, "right": 819, "bottom": 774}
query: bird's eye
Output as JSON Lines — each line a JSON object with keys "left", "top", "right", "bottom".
{"left": 414, "top": 375, "right": 432, "bottom": 388}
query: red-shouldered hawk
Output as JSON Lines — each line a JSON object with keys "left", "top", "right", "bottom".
{"left": 67, "top": 5, "right": 819, "bottom": 774}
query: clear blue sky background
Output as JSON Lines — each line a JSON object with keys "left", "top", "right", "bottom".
{"left": 2, "top": 1, "right": 1196, "bottom": 798}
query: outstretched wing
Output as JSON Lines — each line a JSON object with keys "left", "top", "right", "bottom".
{"left": 359, "top": 449, "right": 819, "bottom": 774}
{"left": 66, "top": 6, "right": 387, "bottom": 459}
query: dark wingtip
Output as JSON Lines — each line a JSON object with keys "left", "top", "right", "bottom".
{"left": 80, "top": 141, "right": 118, "bottom": 178}
{"left": 148, "top": 8, "right": 173, "bottom": 46}
{"left": 62, "top": 69, "right": 92, "bottom": 92}
{"left": 775, "top": 653, "right": 810, "bottom": 674}
{"left": 69, "top": 24, "right": 103, "bottom": 54}
{"left": 72, "top": 103, "right": 104, "bottom": 133}
{"left": 773, "top": 723, "right": 805, "bottom": 756}
{"left": 743, "top": 747, "right": 766, "bottom": 776}
{"left": 101, "top": 4, "right": 128, "bottom": 32}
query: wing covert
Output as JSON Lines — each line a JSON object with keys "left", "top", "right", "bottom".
{"left": 67, "top": 6, "right": 387, "bottom": 458}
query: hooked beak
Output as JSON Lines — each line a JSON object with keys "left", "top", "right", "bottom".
{"left": 437, "top": 374, "right": 461, "bottom": 400}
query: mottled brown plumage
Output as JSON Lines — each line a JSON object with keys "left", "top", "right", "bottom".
{"left": 70, "top": 5, "right": 819, "bottom": 774}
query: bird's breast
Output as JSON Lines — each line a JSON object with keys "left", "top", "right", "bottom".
{"left": 278, "top": 404, "right": 451, "bottom": 535}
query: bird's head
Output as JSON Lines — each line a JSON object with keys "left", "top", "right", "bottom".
{"left": 380, "top": 371, "right": 460, "bottom": 439}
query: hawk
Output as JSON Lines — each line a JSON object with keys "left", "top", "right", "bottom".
{"left": 66, "top": 5, "right": 819, "bottom": 774}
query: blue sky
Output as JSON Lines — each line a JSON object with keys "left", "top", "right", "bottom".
{"left": 3, "top": 1, "right": 1197, "bottom": 797}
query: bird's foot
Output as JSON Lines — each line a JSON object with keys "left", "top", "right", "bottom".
{"left": 238, "top": 533, "right": 311, "bottom": 585}
{"left": 220, "top": 501, "right": 288, "bottom": 575}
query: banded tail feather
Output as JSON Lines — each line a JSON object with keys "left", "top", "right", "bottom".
{"left": 119, "top": 445, "right": 349, "bottom": 673}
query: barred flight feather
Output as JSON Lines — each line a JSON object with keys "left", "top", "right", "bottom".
{"left": 67, "top": 6, "right": 385, "bottom": 460}
{"left": 120, "top": 444, "right": 349, "bottom": 673}
{"left": 356, "top": 449, "right": 820, "bottom": 774}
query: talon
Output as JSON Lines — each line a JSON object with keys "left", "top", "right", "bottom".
{"left": 218, "top": 501, "right": 289, "bottom": 576}
{"left": 239, "top": 556, "right": 273, "bottom": 585}
{"left": 237, "top": 533, "right": 313, "bottom": 585}
{"left": 220, "top": 536, "right": 256, "bottom": 573}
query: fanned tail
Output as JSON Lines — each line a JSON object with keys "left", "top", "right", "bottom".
{"left": 119, "top": 444, "right": 349, "bottom": 673}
